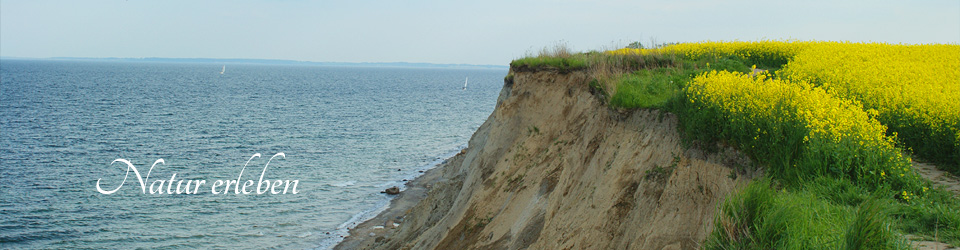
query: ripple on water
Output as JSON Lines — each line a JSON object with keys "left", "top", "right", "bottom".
{"left": 0, "top": 60, "right": 505, "bottom": 249}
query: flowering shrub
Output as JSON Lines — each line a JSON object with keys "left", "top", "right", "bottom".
{"left": 779, "top": 43, "right": 960, "bottom": 171}
{"left": 611, "top": 40, "right": 960, "bottom": 246}
{"left": 685, "top": 70, "right": 926, "bottom": 199}
{"left": 617, "top": 39, "right": 958, "bottom": 177}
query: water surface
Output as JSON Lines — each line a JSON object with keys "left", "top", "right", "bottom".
{"left": 0, "top": 59, "right": 505, "bottom": 249}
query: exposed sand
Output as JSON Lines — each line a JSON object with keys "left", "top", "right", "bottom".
{"left": 331, "top": 67, "right": 960, "bottom": 250}
{"left": 914, "top": 161, "right": 960, "bottom": 197}
{"left": 334, "top": 69, "right": 752, "bottom": 250}
{"left": 909, "top": 161, "right": 960, "bottom": 249}
{"left": 910, "top": 236, "right": 959, "bottom": 250}
{"left": 334, "top": 153, "right": 459, "bottom": 250}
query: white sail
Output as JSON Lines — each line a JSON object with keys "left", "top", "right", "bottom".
{"left": 462, "top": 77, "right": 468, "bottom": 90}
{"left": 220, "top": 65, "right": 225, "bottom": 74}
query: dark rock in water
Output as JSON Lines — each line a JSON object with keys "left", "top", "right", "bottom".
{"left": 418, "top": 170, "right": 424, "bottom": 173}
{"left": 383, "top": 186, "right": 400, "bottom": 195}
{"left": 402, "top": 179, "right": 408, "bottom": 182}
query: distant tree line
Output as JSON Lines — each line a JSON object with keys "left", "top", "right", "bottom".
{"left": 625, "top": 40, "right": 679, "bottom": 50}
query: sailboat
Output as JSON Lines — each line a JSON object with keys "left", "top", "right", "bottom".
{"left": 220, "top": 65, "right": 225, "bottom": 75}
{"left": 462, "top": 77, "right": 468, "bottom": 90}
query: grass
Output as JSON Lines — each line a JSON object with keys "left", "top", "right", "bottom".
{"left": 510, "top": 56, "right": 588, "bottom": 73}
{"left": 706, "top": 179, "right": 911, "bottom": 250}
{"left": 512, "top": 44, "right": 753, "bottom": 110}
{"left": 888, "top": 189, "right": 960, "bottom": 245}
{"left": 775, "top": 43, "right": 960, "bottom": 175}
{"left": 609, "top": 68, "right": 682, "bottom": 109}
{"left": 508, "top": 41, "right": 960, "bottom": 248}
{"left": 608, "top": 55, "right": 750, "bottom": 109}
{"left": 510, "top": 43, "right": 588, "bottom": 73}
{"left": 509, "top": 43, "right": 679, "bottom": 76}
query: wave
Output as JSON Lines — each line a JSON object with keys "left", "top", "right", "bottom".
{"left": 314, "top": 143, "right": 467, "bottom": 249}
{"left": 328, "top": 181, "right": 356, "bottom": 187}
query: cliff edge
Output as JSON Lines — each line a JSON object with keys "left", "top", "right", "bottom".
{"left": 340, "top": 68, "right": 754, "bottom": 250}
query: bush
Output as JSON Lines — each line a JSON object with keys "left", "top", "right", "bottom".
{"left": 779, "top": 43, "right": 960, "bottom": 174}
{"left": 682, "top": 70, "right": 925, "bottom": 195}
{"left": 706, "top": 179, "right": 910, "bottom": 250}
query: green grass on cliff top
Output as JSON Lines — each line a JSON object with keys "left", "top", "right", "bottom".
{"left": 509, "top": 43, "right": 960, "bottom": 249}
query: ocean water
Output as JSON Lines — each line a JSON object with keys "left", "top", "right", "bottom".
{"left": 0, "top": 59, "right": 505, "bottom": 249}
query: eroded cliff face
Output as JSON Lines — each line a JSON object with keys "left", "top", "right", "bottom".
{"left": 362, "top": 69, "right": 751, "bottom": 250}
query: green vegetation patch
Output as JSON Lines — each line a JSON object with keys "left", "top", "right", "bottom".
{"left": 609, "top": 68, "right": 682, "bottom": 109}
{"left": 706, "top": 179, "right": 912, "bottom": 250}
{"left": 508, "top": 41, "right": 960, "bottom": 247}
{"left": 510, "top": 56, "right": 588, "bottom": 73}
{"left": 607, "top": 55, "right": 751, "bottom": 109}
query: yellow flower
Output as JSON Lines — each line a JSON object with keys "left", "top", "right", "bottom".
{"left": 670, "top": 40, "right": 939, "bottom": 198}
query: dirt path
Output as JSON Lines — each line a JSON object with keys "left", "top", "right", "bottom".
{"left": 914, "top": 161, "right": 960, "bottom": 197}
{"left": 909, "top": 161, "right": 960, "bottom": 250}
{"left": 911, "top": 238, "right": 958, "bottom": 250}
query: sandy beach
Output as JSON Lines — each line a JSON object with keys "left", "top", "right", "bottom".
{"left": 333, "top": 153, "right": 454, "bottom": 249}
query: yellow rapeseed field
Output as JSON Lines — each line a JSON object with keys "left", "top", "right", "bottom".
{"left": 622, "top": 40, "right": 960, "bottom": 247}
{"left": 686, "top": 70, "right": 923, "bottom": 196}
{"left": 609, "top": 40, "right": 813, "bottom": 67}
{"left": 617, "top": 40, "right": 959, "bottom": 171}
{"left": 779, "top": 42, "right": 960, "bottom": 167}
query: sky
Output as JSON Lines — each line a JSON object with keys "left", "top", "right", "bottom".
{"left": 1, "top": 0, "right": 958, "bottom": 66}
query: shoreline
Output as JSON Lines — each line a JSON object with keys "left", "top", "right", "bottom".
{"left": 332, "top": 152, "right": 456, "bottom": 250}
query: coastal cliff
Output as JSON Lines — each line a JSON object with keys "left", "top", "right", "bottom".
{"left": 339, "top": 67, "right": 753, "bottom": 250}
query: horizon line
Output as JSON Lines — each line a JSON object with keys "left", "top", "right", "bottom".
{"left": 0, "top": 56, "right": 510, "bottom": 69}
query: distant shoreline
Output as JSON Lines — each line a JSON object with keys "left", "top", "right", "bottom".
{"left": 0, "top": 57, "right": 509, "bottom": 70}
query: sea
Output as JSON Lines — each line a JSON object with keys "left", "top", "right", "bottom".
{"left": 0, "top": 59, "right": 506, "bottom": 249}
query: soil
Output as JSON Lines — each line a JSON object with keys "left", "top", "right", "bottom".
{"left": 914, "top": 161, "right": 960, "bottom": 197}
{"left": 334, "top": 154, "right": 456, "bottom": 250}
{"left": 334, "top": 67, "right": 960, "bottom": 250}
{"left": 336, "top": 70, "right": 752, "bottom": 250}
{"left": 910, "top": 161, "right": 960, "bottom": 250}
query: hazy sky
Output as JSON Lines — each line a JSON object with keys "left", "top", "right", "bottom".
{"left": 2, "top": 0, "right": 958, "bottom": 65}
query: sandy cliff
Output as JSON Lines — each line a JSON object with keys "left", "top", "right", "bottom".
{"left": 345, "top": 68, "right": 754, "bottom": 250}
